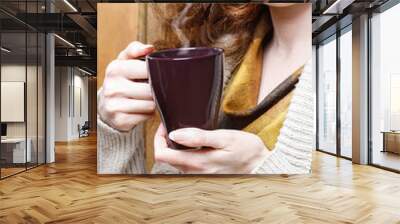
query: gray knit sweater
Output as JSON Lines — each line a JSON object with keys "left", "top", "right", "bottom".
{"left": 97, "top": 61, "right": 314, "bottom": 174}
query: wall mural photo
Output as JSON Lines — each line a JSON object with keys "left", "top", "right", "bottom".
{"left": 97, "top": 3, "right": 314, "bottom": 174}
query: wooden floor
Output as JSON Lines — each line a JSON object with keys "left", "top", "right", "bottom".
{"left": 1, "top": 167, "right": 26, "bottom": 178}
{"left": 1, "top": 135, "right": 400, "bottom": 224}
{"left": 1, "top": 163, "right": 44, "bottom": 178}
{"left": 372, "top": 150, "right": 400, "bottom": 171}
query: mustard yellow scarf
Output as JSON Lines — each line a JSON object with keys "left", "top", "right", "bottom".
{"left": 221, "top": 17, "right": 301, "bottom": 150}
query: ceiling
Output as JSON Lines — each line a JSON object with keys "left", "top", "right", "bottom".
{"left": 312, "top": 0, "right": 392, "bottom": 43}
{"left": 0, "top": 0, "right": 98, "bottom": 73}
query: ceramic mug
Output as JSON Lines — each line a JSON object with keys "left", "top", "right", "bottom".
{"left": 146, "top": 47, "right": 224, "bottom": 149}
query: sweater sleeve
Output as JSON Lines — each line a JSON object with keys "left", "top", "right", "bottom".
{"left": 97, "top": 88, "right": 146, "bottom": 174}
{"left": 253, "top": 62, "right": 315, "bottom": 174}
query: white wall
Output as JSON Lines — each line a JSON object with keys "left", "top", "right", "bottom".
{"left": 1, "top": 65, "right": 25, "bottom": 137}
{"left": 1, "top": 65, "right": 38, "bottom": 138}
{"left": 54, "top": 67, "right": 89, "bottom": 141}
{"left": 1, "top": 63, "right": 46, "bottom": 164}
{"left": 72, "top": 73, "right": 89, "bottom": 138}
{"left": 55, "top": 67, "right": 69, "bottom": 141}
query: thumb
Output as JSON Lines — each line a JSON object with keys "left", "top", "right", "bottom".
{"left": 168, "top": 128, "right": 231, "bottom": 149}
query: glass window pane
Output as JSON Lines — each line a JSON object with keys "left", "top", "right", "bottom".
{"left": 340, "top": 28, "right": 352, "bottom": 158}
{"left": 318, "top": 37, "right": 337, "bottom": 154}
{"left": 27, "top": 0, "right": 39, "bottom": 169}
{"left": 27, "top": 31, "right": 38, "bottom": 169}
{"left": 38, "top": 32, "right": 46, "bottom": 165}
{"left": 0, "top": 0, "right": 46, "bottom": 179}
{"left": 1, "top": 30, "right": 27, "bottom": 177}
{"left": 371, "top": 3, "right": 400, "bottom": 171}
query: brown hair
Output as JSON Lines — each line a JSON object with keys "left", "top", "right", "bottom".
{"left": 150, "top": 3, "right": 270, "bottom": 71}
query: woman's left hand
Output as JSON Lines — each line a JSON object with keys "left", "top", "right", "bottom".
{"left": 154, "top": 124, "right": 270, "bottom": 174}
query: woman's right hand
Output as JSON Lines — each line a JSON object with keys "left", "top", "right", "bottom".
{"left": 98, "top": 41, "right": 156, "bottom": 132}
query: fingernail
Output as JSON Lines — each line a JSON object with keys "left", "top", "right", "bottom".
{"left": 169, "top": 130, "right": 192, "bottom": 142}
{"left": 143, "top": 44, "right": 153, "bottom": 49}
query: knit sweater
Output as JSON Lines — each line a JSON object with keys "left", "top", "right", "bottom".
{"left": 97, "top": 61, "right": 314, "bottom": 174}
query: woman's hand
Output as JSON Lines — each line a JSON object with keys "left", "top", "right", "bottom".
{"left": 98, "top": 42, "right": 156, "bottom": 132}
{"left": 154, "top": 124, "right": 270, "bottom": 174}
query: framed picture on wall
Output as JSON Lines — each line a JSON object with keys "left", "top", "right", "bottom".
{"left": 97, "top": 3, "right": 314, "bottom": 175}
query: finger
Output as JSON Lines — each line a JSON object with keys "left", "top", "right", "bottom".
{"left": 154, "top": 124, "right": 213, "bottom": 170}
{"left": 154, "top": 123, "right": 168, "bottom": 149}
{"left": 106, "top": 60, "right": 148, "bottom": 80}
{"left": 154, "top": 142, "right": 213, "bottom": 171}
{"left": 154, "top": 146, "right": 202, "bottom": 170}
{"left": 168, "top": 128, "right": 232, "bottom": 149}
{"left": 118, "top": 41, "right": 154, "bottom": 60}
{"left": 111, "top": 113, "right": 152, "bottom": 132}
{"left": 103, "top": 80, "right": 153, "bottom": 100}
{"left": 107, "top": 98, "right": 156, "bottom": 114}
{"left": 154, "top": 124, "right": 185, "bottom": 169}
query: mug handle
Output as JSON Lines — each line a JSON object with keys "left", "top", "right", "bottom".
{"left": 135, "top": 57, "right": 148, "bottom": 83}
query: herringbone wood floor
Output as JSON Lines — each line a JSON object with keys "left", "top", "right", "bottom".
{"left": 1, "top": 135, "right": 400, "bottom": 224}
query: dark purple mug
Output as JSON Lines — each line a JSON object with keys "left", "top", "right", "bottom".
{"left": 146, "top": 47, "right": 224, "bottom": 150}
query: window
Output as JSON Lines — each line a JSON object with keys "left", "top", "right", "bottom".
{"left": 370, "top": 2, "right": 400, "bottom": 171}
{"left": 339, "top": 27, "right": 352, "bottom": 158}
{"left": 0, "top": 1, "right": 47, "bottom": 179}
{"left": 318, "top": 36, "right": 337, "bottom": 155}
